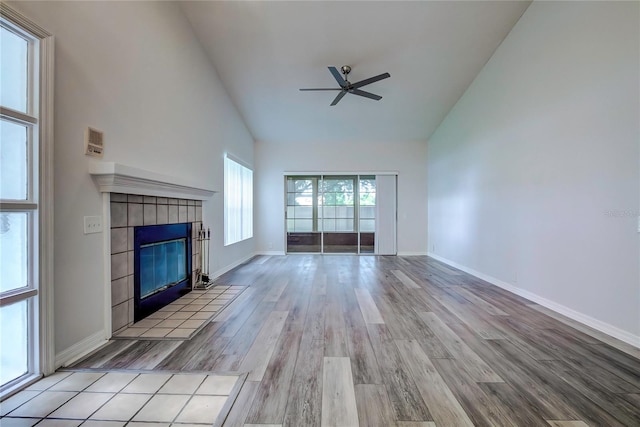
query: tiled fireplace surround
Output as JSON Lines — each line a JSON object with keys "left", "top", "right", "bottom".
{"left": 109, "top": 193, "right": 203, "bottom": 334}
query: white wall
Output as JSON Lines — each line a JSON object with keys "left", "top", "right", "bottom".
{"left": 255, "top": 139, "right": 427, "bottom": 255}
{"left": 8, "top": 1, "right": 255, "bottom": 361}
{"left": 428, "top": 1, "right": 639, "bottom": 342}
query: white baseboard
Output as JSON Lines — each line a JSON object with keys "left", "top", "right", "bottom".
{"left": 427, "top": 252, "right": 640, "bottom": 350}
{"left": 210, "top": 252, "right": 258, "bottom": 281}
{"left": 55, "top": 330, "right": 108, "bottom": 369}
{"left": 256, "top": 251, "right": 424, "bottom": 256}
{"left": 256, "top": 251, "right": 285, "bottom": 256}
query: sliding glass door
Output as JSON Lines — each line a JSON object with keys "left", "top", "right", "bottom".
{"left": 285, "top": 175, "right": 377, "bottom": 254}
{"left": 286, "top": 176, "right": 321, "bottom": 252}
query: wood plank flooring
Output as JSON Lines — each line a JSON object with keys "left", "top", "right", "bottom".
{"left": 74, "top": 255, "right": 640, "bottom": 426}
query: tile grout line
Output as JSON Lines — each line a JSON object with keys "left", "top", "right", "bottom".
{"left": 3, "top": 372, "right": 241, "bottom": 425}
{"left": 168, "top": 374, "right": 209, "bottom": 425}
{"left": 3, "top": 372, "right": 106, "bottom": 421}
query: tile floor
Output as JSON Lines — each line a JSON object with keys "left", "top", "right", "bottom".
{"left": 114, "top": 286, "right": 246, "bottom": 340}
{"left": 0, "top": 371, "right": 241, "bottom": 426}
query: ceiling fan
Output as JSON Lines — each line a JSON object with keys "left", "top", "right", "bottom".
{"left": 300, "top": 65, "right": 391, "bottom": 106}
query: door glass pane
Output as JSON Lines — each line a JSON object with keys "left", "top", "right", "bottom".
{"left": 322, "top": 178, "right": 355, "bottom": 232}
{"left": 0, "top": 26, "right": 29, "bottom": 113}
{"left": 0, "top": 119, "right": 28, "bottom": 200}
{"left": 322, "top": 177, "right": 357, "bottom": 253}
{"left": 293, "top": 219, "right": 313, "bottom": 232}
{"left": 0, "top": 212, "right": 29, "bottom": 292}
{"left": 295, "top": 206, "right": 313, "bottom": 218}
{"left": 360, "top": 232, "right": 375, "bottom": 253}
{"left": 0, "top": 300, "right": 29, "bottom": 387}
{"left": 336, "top": 219, "right": 353, "bottom": 232}
{"left": 360, "top": 178, "right": 376, "bottom": 205}
{"left": 322, "top": 218, "right": 336, "bottom": 232}
{"left": 360, "top": 219, "right": 375, "bottom": 232}
{"left": 286, "top": 177, "right": 320, "bottom": 252}
{"left": 323, "top": 232, "right": 358, "bottom": 253}
{"left": 360, "top": 206, "right": 375, "bottom": 219}
{"left": 287, "top": 232, "right": 321, "bottom": 252}
{"left": 359, "top": 176, "right": 376, "bottom": 254}
{"left": 322, "top": 178, "right": 354, "bottom": 193}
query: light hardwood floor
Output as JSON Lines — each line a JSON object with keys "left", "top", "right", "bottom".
{"left": 74, "top": 255, "right": 640, "bottom": 426}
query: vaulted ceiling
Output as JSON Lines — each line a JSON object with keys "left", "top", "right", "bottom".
{"left": 180, "top": 1, "right": 531, "bottom": 144}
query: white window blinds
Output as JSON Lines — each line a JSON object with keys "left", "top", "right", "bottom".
{"left": 224, "top": 154, "right": 253, "bottom": 245}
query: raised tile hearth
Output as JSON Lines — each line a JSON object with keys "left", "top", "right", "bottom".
{"left": 113, "top": 285, "right": 246, "bottom": 340}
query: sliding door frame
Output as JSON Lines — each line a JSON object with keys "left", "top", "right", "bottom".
{"left": 284, "top": 171, "right": 397, "bottom": 255}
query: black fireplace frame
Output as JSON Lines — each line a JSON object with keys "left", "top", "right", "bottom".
{"left": 133, "top": 223, "right": 192, "bottom": 322}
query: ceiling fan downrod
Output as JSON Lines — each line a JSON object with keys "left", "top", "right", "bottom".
{"left": 341, "top": 65, "right": 351, "bottom": 85}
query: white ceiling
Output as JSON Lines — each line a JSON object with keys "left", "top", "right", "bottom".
{"left": 180, "top": 1, "right": 530, "bottom": 144}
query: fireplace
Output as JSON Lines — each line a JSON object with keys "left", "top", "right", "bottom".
{"left": 134, "top": 223, "right": 192, "bottom": 321}
{"left": 89, "top": 163, "right": 215, "bottom": 335}
{"left": 108, "top": 193, "right": 203, "bottom": 334}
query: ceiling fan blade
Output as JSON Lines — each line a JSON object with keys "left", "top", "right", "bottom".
{"left": 350, "top": 72, "right": 391, "bottom": 89}
{"left": 328, "top": 66, "right": 347, "bottom": 87}
{"left": 330, "top": 90, "right": 347, "bottom": 106}
{"left": 299, "top": 88, "right": 342, "bottom": 91}
{"left": 350, "top": 89, "right": 382, "bottom": 101}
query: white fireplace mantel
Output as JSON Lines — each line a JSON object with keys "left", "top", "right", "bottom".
{"left": 89, "top": 162, "right": 216, "bottom": 200}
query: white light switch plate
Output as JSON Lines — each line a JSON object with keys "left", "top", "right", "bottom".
{"left": 84, "top": 216, "right": 102, "bottom": 234}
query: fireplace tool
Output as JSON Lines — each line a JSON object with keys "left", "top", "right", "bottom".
{"left": 195, "top": 224, "right": 212, "bottom": 289}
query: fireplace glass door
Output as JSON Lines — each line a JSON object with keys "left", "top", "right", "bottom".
{"left": 134, "top": 223, "right": 192, "bottom": 321}
{"left": 139, "top": 238, "right": 187, "bottom": 299}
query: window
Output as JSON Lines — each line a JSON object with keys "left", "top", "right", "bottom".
{"left": 224, "top": 154, "right": 253, "bottom": 245}
{"left": 0, "top": 4, "right": 53, "bottom": 398}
